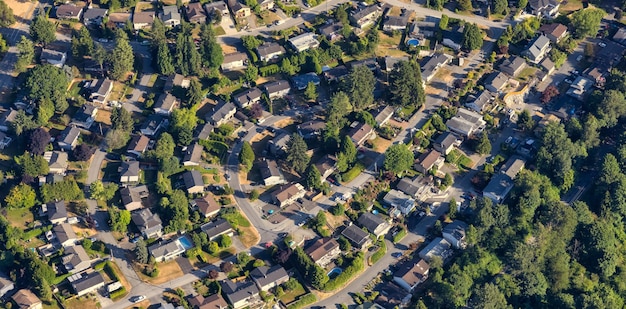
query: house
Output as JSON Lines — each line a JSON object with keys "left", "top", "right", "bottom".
{"left": 164, "top": 74, "right": 191, "bottom": 92}
{"left": 341, "top": 224, "right": 372, "bottom": 250}
{"left": 256, "top": 43, "right": 286, "bottom": 62}
{"left": 127, "top": 135, "right": 150, "bottom": 158}
{"left": 71, "top": 104, "right": 98, "bottom": 129}
{"left": 193, "top": 194, "right": 221, "bottom": 218}
{"left": 108, "top": 13, "right": 131, "bottom": 28}
{"left": 349, "top": 4, "right": 382, "bottom": 29}
{"left": 393, "top": 259, "right": 429, "bottom": 292}
{"left": 421, "top": 53, "right": 452, "bottom": 83}
{"left": 315, "top": 154, "right": 336, "bottom": 180}
{"left": 41, "top": 48, "right": 67, "bottom": 67}
{"left": 140, "top": 114, "right": 168, "bottom": 136}
{"left": 432, "top": 132, "right": 458, "bottom": 155}
{"left": 133, "top": 12, "right": 155, "bottom": 30}
{"left": 12, "top": 289, "right": 42, "bottom": 309}
{"left": 83, "top": 8, "right": 108, "bottom": 26}
{"left": 584, "top": 65, "right": 607, "bottom": 87}
{"left": 220, "top": 280, "right": 261, "bottom": 309}
{"left": 259, "top": 0, "right": 274, "bottom": 10}
{"left": 539, "top": 57, "right": 555, "bottom": 74}
{"left": 149, "top": 239, "right": 187, "bottom": 262}
{"left": 207, "top": 101, "right": 237, "bottom": 126}
{"left": 418, "top": 237, "right": 452, "bottom": 262}
{"left": 292, "top": 73, "right": 320, "bottom": 91}
{"left": 183, "top": 143, "right": 203, "bottom": 166}
{"left": 323, "top": 65, "right": 349, "bottom": 82}
{"left": 233, "top": 87, "right": 263, "bottom": 108}
{"left": 383, "top": 189, "right": 416, "bottom": 215}
{"left": 414, "top": 149, "right": 444, "bottom": 174}
{"left": 348, "top": 122, "right": 375, "bottom": 146}
{"left": 204, "top": 1, "right": 230, "bottom": 16}
{"left": 0, "top": 274, "right": 14, "bottom": 298}
{"left": 273, "top": 183, "right": 306, "bottom": 207}
{"left": 201, "top": 218, "right": 234, "bottom": 240}
{"left": 483, "top": 156, "right": 525, "bottom": 203}
{"left": 382, "top": 14, "right": 409, "bottom": 32}
{"left": 522, "top": 35, "right": 551, "bottom": 64}
{"left": 348, "top": 58, "right": 380, "bottom": 72}
{"left": 44, "top": 151, "right": 68, "bottom": 175}
{"left": 443, "top": 220, "right": 468, "bottom": 249}
{"left": 62, "top": 245, "right": 91, "bottom": 273}
{"left": 566, "top": 76, "right": 593, "bottom": 101}
{"left": 58, "top": 126, "right": 80, "bottom": 150}
{"left": 56, "top": 4, "right": 83, "bottom": 20}
{"left": 259, "top": 159, "right": 286, "bottom": 186}
{"left": 466, "top": 90, "right": 494, "bottom": 113}
{"left": 539, "top": 23, "right": 568, "bottom": 43}
{"left": 132, "top": 208, "right": 163, "bottom": 238}
{"left": 221, "top": 52, "right": 248, "bottom": 71}
{"left": 409, "top": 20, "right": 437, "bottom": 40}
{"left": 372, "top": 105, "right": 395, "bottom": 127}
{"left": 228, "top": 0, "right": 251, "bottom": 18}
{"left": 384, "top": 56, "right": 409, "bottom": 72}
{"left": 288, "top": 33, "right": 320, "bottom": 53}
{"left": 269, "top": 132, "right": 290, "bottom": 157}
{"left": 119, "top": 161, "right": 140, "bottom": 183}
{"left": 483, "top": 71, "right": 509, "bottom": 93}
{"left": 87, "top": 78, "right": 113, "bottom": 104}
{"left": 53, "top": 223, "right": 78, "bottom": 248}
{"left": 319, "top": 22, "right": 343, "bottom": 40}
{"left": 250, "top": 265, "right": 289, "bottom": 291}
{"left": 48, "top": 201, "right": 68, "bottom": 224}
{"left": 613, "top": 27, "right": 626, "bottom": 46}
{"left": 185, "top": 3, "right": 206, "bottom": 23}
{"left": 262, "top": 80, "right": 291, "bottom": 99}
{"left": 0, "top": 109, "right": 18, "bottom": 132}
{"left": 120, "top": 185, "right": 149, "bottom": 211}
{"left": 297, "top": 120, "right": 325, "bottom": 139}
{"left": 154, "top": 93, "right": 179, "bottom": 115}
{"left": 195, "top": 123, "right": 214, "bottom": 140}
{"left": 188, "top": 294, "right": 229, "bottom": 309}
{"left": 499, "top": 56, "right": 527, "bottom": 77}
{"left": 69, "top": 272, "right": 106, "bottom": 296}
{"left": 0, "top": 131, "right": 12, "bottom": 149}
{"left": 305, "top": 238, "right": 341, "bottom": 267}
{"left": 528, "top": 0, "right": 560, "bottom": 18}
{"left": 446, "top": 108, "right": 486, "bottom": 137}
{"left": 358, "top": 213, "right": 391, "bottom": 238}
{"left": 160, "top": 5, "right": 181, "bottom": 27}
{"left": 183, "top": 170, "right": 205, "bottom": 194}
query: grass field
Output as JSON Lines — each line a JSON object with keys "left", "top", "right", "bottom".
{"left": 149, "top": 260, "right": 184, "bottom": 284}
{"left": 4, "top": 207, "right": 33, "bottom": 229}
{"left": 222, "top": 211, "right": 251, "bottom": 227}
{"left": 65, "top": 296, "right": 99, "bottom": 309}
{"left": 279, "top": 281, "right": 307, "bottom": 305}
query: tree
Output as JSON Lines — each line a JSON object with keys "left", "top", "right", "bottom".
{"left": 239, "top": 141, "right": 255, "bottom": 172}
{"left": 549, "top": 48, "right": 567, "bottom": 68}
{"left": 462, "top": 23, "right": 483, "bottom": 51}
{"left": 340, "top": 135, "right": 357, "bottom": 165}
{"left": 220, "top": 261, "right": 234, "bottom": 272}
{"left": 493, "top": 0, "right": 507, "bottom": 15}
{"left": 110, "top": 30, "right": 135, "bottom": 80}
{"left": 219, "top": 234, "right": 232, "bottom": 248}
{"left": 156, "top": 42, "right": 175, "bottom": 75}
{"left": 244, "top": 65, "right": 259, "bottom": 83}
{"left": 593, "top": 89, "right": 626, "bottom": 128}
{"left": 384, "top": 144, "right": 413, "bottom": 175}
{"left": 304, "top": 82, "right": 318, "bottom": 101}
{"left": 517, "top": 109, "right": 535, "bottom": 132}
{"left": 344, "top": 65, "right": 376, "bottom": 111}
{"left": 90, "top": 180, "right": 117, "bottom": 201}
{"left": 30, "top": 14, "right": 55, "bottom": 46}
{"left": 154, "top": 133, "right": 175, "bottom": 161}
{"left": 24, "top": 65, "right": 69, "bottom": 111}
{"left": 14, "top": 153, "right": 48, "bottom": 177}
{"left": 570, "top": 8, "right": 605, "bottom": 39}
{"left": 92, "top": 43, "right": 107, "bottom": 72}
{"left": 0, "top": 0, "right": 15, "bottom": 27}
{"left": 475, "top": 131, "right": 492, "bottom": 154}
{"left": 237, "top": 252, "right": 251, "bottom": 265}
{"left": 71, "top": 26, "right": 94, "bottom": 59}
{"left": 281, "top": 58, "right": 298, "bottom": 75}
{"left": 200, "top": 24, "right": 223, "bottom": 69}
{"left": 108, "top": 208, "right": 131, "bottom": 233}
{"left": 135, "top": 239, "right": 149, "bottom": 264}
{"left": 15, "top": 36, "right": 34, "bottom": 73}
{"left": 105, "top": 129, "right": 130, "bottom": 150}
{"left": 327, "top": 91, "right": 352, "bottom": 128}
{"left": 470, "top": 283, "right": 511, "bottom": 308}
{"left": 5, "top": 184, "right": 36, "bottom": 208}
{"left": 35, "top": 99, "right": 54, "bottom": 125}
{"left": 304, "top": 164, "right": 322, "bottom": 190}
{"left": 287, "top": 134, "right": 310, "bottom": 174}
{"left": 187, "top": 79, "right": 204, "bottom": 106}
{"left": 110, "top": 107, "right": 134, "bottom": 133}
{"left": 440, "top": 14, "right": 449, "bottom": 29}
{"left": 458, "top": 0, "right": 473, "bottom": 11}
{"left": 175, "top": 33, "right": 201, "bottom": 76}
{"left": 541, "top": 85, "right": 559, "bottom": 104}
{"left": 518, "top": 0, "right": 528, "bottom": 9}
{"left": 27, "top": 128, "right": 50, "bottom": 155}
{"left": 389, "top": 61, "right": 425, "bottom": 108}
{"left": 159, "top": 190, "right": 190, "bottom": 233}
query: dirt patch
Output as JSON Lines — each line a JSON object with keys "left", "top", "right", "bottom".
{"left": 372, "top": 136, "right": 393, "bottom": 154}
{"left": 5, "top": 0, "right": 36, "bottom": 19}
{"left": 326, "top": 213, "right": 348, "bottom": 229}
{"left": 387, "top": 6, "right": 402, "bottom": 16}
{"left": 221, "top": 44, "right": 238, "bottom": 54}
{"left": 434, "top": 67, "right": 454, "bottom": 84}
{"left": 149, "top": 260, "right": 184, "bottom": 284}
{"left": 237, "top": 211, "right": 260, "bottom": 248}
{"left": 272, "top": 118, "right": 294, "bottom": 128}
{"left": 66, "top": 296, "right": 99, "bottom": 309}
{"left": 425, "top": 85, "right": 442, "bottom": 95}
{"left": 96, "top": 109, "right": 112, "bottom": 125}
{"left": 135, "top": 1, "right": 155, "bottom": 12}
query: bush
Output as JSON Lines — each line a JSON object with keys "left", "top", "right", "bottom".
{"left": 94, "top": 261, "right": 107, "bottom": 271}
{"left": 109, "top": 287, "right": 127, "bottom": 301}
{"left": 369, "top": 240, "right": 386, "bottom": 264}
{"left": 103, "top": 261, "right": 120, "bottom": 281}
{"left": 260, "top": 64, "right": 280, "bottom": 76}
{"left": 342, "top": 163, "right": 365, "bottom": 182}
{"left": 323, "top": 252, "right": 365, "bottom": 291}
{"left": 286, "top": 293, "right": 317, "bottom": 309}
{"left": 392, "top": 227, "right": 407, "bottom": 243}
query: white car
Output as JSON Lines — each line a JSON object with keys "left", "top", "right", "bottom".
{"left": 130, "top": 295, "right": 146, "bottom": 303}
{"left": 599, "top": 42, "right": 607, "bottom": 47}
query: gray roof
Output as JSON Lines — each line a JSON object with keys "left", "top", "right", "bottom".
{"left": 60, "top": 126, "right": 81, "bottom": 145}
{"left": 396, "top": 177, "right": 421, "bottom": 196}
{"left": 56, "top": 4, "right": 83, "bottom": 18}
{"left": 183, "top": 143, "right": 203, "bottom": 164}
{"left": 418, "top": 237, "right": 452, "bottom": 261}
{"left": 384, "top": 56, "right": 408, "bottom": 71}
{"left": 529, "top": 0, "right": 559, "bottom": 9}
{"left": 148, "top": 240, "right": 185, "bottom": 258}
{"left": 119, "top": 161, "right": 140, "bottom": 178}
{"left": 443, "top": 220, "right": 467, "bottom": 241}
{"left": 133, "top": 11, "right": 155, "bottom": 24}
{"left": 250, "top": 265, "right": 288, "bottom": 287}
{"left": 195, "top": 123, "right": 214, "bottom": 140}
{"left": 256, "top": 43, "right": 286, "bottom": 57}
{"left": 483, "top": 173, "right": 514, "bottom": 202}
{"left": 384, "top": 14, "right": 409, "bottom": 27}
{"left": 259, "top": 159, "right": 281, "bottom": 179}
{"left": 292, "top": 73, "right": 320, "bottom": 90}
{"left": 350, "top": 4, "right": 380, "bottom": 22}
{"left": 183, "top": 170, "right": 204, "bottom": 189}
{"left": 468, "top": 90, "right": 494, "bottom": 111}
{"left": 220, "top": 280, "right": 259, "bottom": 304}
{"left": 205, "top": 1, "right": 228, "bottom": 12}
{"left": 83, "top": 8, "right": 108, "bottom": 20}
{"left": 223, "top": 52, "right": 248, "bottom": 63}
{"left": 71, "top": 272, "right": 105, "bottom": 294}
{"left": 433, "top": 132, "right": 457, "bottom": 150}
{"left": 421, "top": 53, "right": 451, "bottom": 78}
{"left": 357, "top": 213, "right": 386, "bottom": 234}
{"left": 140, "top": 114, "right": 167, "bottom": 135}
{"left": 45, "top": 151, "right": 68, "bottom": 170}
{"left": 319, "top": 22, "right": 343, "bottom": 36}
{"left": 200, "top": 218, "right": 233, "bottom": 239}
{"left": 62, "top": 245, "right": 90, "bottom": 270}
{"left": 525, "top": 35, "right": 550, "bottom": 59}
{"left": 53, "top": 223, "right": 77, "bottom": 244}
{"left": 500, "top": 156, "right": 525, "bottom": 178}
{"left": 0, "top": 109, "right": 18, "bottom": 126}
{"left": 383, "top": 189, "right": 413, "bottom": 207}
{"left": 155, "top": 93, "right": 178, "bottom": 112}
{"left": 262, "top": 80, "right": 291, "bottom": 95}
{"left": 499, "top": 56, "right": 526, "bottom": 75}
{"left": 160, "top": 5, "right": 181, "bottom": 22}
{"left": 341, "top": 224, "right": 370, "bottom": 246}
{"left": 48, "top": 201, "right": 68, "bottom": 221}
{"left": 233, "top": 87, "right": 263, "bottom": 107}
{"left": 323, "top": 65, "right": 349, "bottom": 81}
{"left": 131, "top": 208, "right": 162, "bottom": 231}
{"left": 373, "top": 105, "right": 395, "bottom": 125}
{"left": 484, "top": 71, "right": 508, "bottom": 91}
{"left": 209, "top": 101, "right": 236, "bottom": 124}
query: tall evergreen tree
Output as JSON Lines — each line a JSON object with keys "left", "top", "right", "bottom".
{"left": 30, "top": 14, "right": 55, "bottom": 46}
{"left": 156, "top": 42, "right": 175, "bottom": 75}
{"left": 71, "top": 26, "right": 94, "bottom": 58}
{"left": 109, "top": 29, "right": 135, "bottom": 80}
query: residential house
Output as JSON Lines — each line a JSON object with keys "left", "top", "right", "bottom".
{"left": 323, "top": 65, "right": 349, "bottom": 82}
{"left": 262, "top": 80, "right": 291, "bottom": 99}
{"left": 273, "top": 183, "right": 306, "bottom": 207}
{"left": 539, "top": 23, "right": 568, "bottom": 43}
{"left": 154, "top": 93, "right": 179, "bottom": 115}
{"left": 86, "top": 78, "right": 113, "bottom": 105}
{"left": 396, "top": 175, "right": 433, "bottom": 200}
{"left": 259, "top": 0, "right": 274, "bottom": 10}
{"left": 315, "top": 154, "right": 336, "bottom": 180}
{"left": 204, "top": 1, "right": 229, "bottom": 17}
{"left": 305, "top": 238, "right": 341, "bottom": 267}
{"left": 120, "top": 185, "right": 149, "bottom": 211}
{"left": 188, "top": 294, "right": 229, "bottom": 309}
{"left": 69, "top": 272, "right": 106, "bottom": 296}
{"left": 62, "top": 245, "right": 91, "bottom": 273}
{"left": 341, "top": 224, "right": 372, "bottom": 250}
{"left": 53, "top": 223, "right": 78, "bottom": 248}
{"left": 319, "top": 22, "right": 343, "bottom": 40}
{"left": 250, "top": 265, "right": 289, "bottom": 291}
{"left": 71, "top": 104, "right": 98, "bottom": 129}
{"left": 466, "top": 90, "right": 494, "bottom": 113}
{"left": 371, "top": 105, "right": 394, "bottom": 127}
{"left": 233, "top": 87, "right": 263, "bottom": 108}
{"left": 0, "top": 109, "right": 18, "bottom": 132}
{"left": 483, "top": 156, "right": 525, "bottom": 203}
{"left": 409, "top": 20, "right": 437, "bottom": 40}
{"left": 539, "top": 57, "right": 555, "bottom": 74}
{"left": 383, "top": 189, "right": 416, "bottom": 215}
{"left": 358, "top": 213, "right": 391, "bottom": 238}
{"left": 0, "top": 274, "right": 14, "bottom": 298}
{"left": 108, "top": 13, "right": 131, "bottom": 28}
{"left": 149, "top": 239, "right": 187, "bottom": 262}
{"left": 220, "top": 280, "right": 261, "bottom": 309}
{"left": 259, "top": 159, "right": 286, "bottom": 186}
{"left": 613, "top": 27, "right": 626, "bottom": 46}
{"left": 132, "top": 208, "right": 163, "bottom": 238}
{"left": 160, "top": 5, "right": 181, "bottom": 27}
{"left": 499, "top": 56, "right": 527, "bottom": 77}
{"left": 207, "top": 101, "right": 237, "bottom": 126}
{"left": 384, "top": 56, "right": 409, "bottom": 72}
{"left": 183, "top": 143, "right": 203, "bottom": 166}
{"left": 192, "top": 194, "right": 221, "bottom": 218}
{"left": 127, "top": 135, "right": 150, "bottom": 158}
{"left": 483, "top": 71, "right": 509, "bottom": 93}
{"left": 528, "top": 0, "right": 560, "bottom": 18}
{"left": 522, "top": 35, "right": 551, "bottom": 64}
{"left": 0, "top": 131, "right": 12, "bottom": 149}
{"left": 58, "top": 126, "right": 80, "bottom": 150}
{"left": 56, "top": 4, "right": 83, "bottom": 20}
{"left": 443, "top": 220, "right": 468, "bottom": 249}
{"left": 414, "top": 149, "right": 444, "bottom": 174}
{"left": 348, "top": 122, "right": 375, "bottom": 146}
{"left": 349, "top": 4, "right": 382, "bottom": 29}
{"left": 119, "top": 161, "right": 140, "bottom": 183}
{"left": 445, "top": 108, "right": 486, "bottom": 137}
{"left": 382, "top": 14, "right": 409, "bottom": 33}
{"left": 432, "top": 132, "right": 458, "bottom": 155}
{"left": 164, "top": 74, "right": 191, "bottom": 92}
{"left": 255, "top": 43, "right": 285, "bottom": 62}
{"left": 185, "top": 3, "right": 206, "bottom": 23}
{"left": 83, "top": 8, "right": 108, "bottom": 26}
{"left": 288, "top": 33, "right": 320, "bottom": 53}
{"left": 566, "top": 76, "right": 593, "bottom": 101}
{"left": 418, "top": 237, "right": 453, "bottom": 262}
{"left": 348, "top": 58, "right": 380, "bottom": 72}
{"left": 221, "top": 52, "right": 248, "bottom": 71}
{"left": 48, "top": 201, "right": 68, "bottom": 224}
{"left": 393, "top": 259, "right": 429, "bottom": 292}
{"left": 44, "top": 151, "right": 68, "bottom": 175}
{"left": 297, "top": 120, "right": 325, "bottom": 139}
{"left": 195, "top": 123, "right": 214, "bottom": 140}
{"left": 12, "top": 289, "right": 42, "bottom": 309}
{"left": 421, "top": 53, "right": 452, "bottom": 83}
{"left": 269, "top": 132, "right": 291, "bottom": 157}
{"left": 140, "top": 114, "right": 168, "bottom": 136}
{"left": 200, "top": 218, "right": 234, "bottom": 240}
{"left": 292, "top": 73, "right": 320, "bottom": 91}
{"left": 133, "top": 12, "right": 155, "bottom": 30}
{"left": 183, "top": 170, "right": 205, "bottom": 194}
{"left": 41, "top": 48, "right": 67, "bottom": 67}
{"left": 228, "top": 0, "right": 251, "bottom": 18}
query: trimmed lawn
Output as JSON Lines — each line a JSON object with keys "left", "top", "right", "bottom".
{"left": 4, "top": 207, "right": 33, "bottom": 229}
{"left": 342, "top": 163, "right": 365, "bottom": 183}
{"left": 279, "top": 281, "right": 307, "bottom": 305}
{"left": 222, "top": 211, "right": 251, "bottom": 227}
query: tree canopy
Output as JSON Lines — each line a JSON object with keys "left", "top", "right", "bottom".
{"left": 0, "top": 0, "right": 15, "bottom": 27}
{"left": 570, "top": 8, "right": 605, "bottom": 39}
{"left": 109, "top": 30, "right": 135, "bottom": 80}
{"left": 30, "top": 14, "right": 55, "bottom": 46}
{"left": 287, "top": 134, "right": 310, "bottom": 174}
{"left": 343, "top": 65, "right": 376, "bottom": 111}
{"left": 389, "top": 60, "right": 425, "bottom": 108}
{"left": 462, "top": 23, "right": 483, "bottom": 51}
{"left": 383, "top": 144, "right": 413, "bottom": 175}
{"left": 24, "top": 65, "right": 69, "bottom": 110}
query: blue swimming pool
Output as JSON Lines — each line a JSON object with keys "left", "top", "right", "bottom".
{"left": 407, "top": 38, "right": 419, "bottom": 47}
{"left": 178, "top": 236, "right": 193, "bottom": 250}
{"left": 327, "top": 267, "right": 343, "bottom": 279}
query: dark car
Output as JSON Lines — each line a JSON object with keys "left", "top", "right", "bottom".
{"left": 391, "top": 252, "right": 403, "bottom": 258}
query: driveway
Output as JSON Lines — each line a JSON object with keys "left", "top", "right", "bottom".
{"left": 176, "top": 257, "right": 194, "bottom": 274}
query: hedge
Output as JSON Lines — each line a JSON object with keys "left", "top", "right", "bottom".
{"left": 260, "top": 64, "right": 280, "bottom": 77}
{"left": 286, "top": 293, "right": 317, "bottom": 309}
{"left": 22, "top": 228, "right": 43, "bottom": 240}
{"left": 109, "top": 287, "right": 127, "bottom": 301}
{"left": 323, "top": 253, "right": 365, "bottom": 291}
{"left": 103, "top": 261, "right": 120, "bottom": 281}
{"left": 392, "top": 227, "right": 408, "bottom": 244}
{"left": 342, "top": 163, "right": 365, "bottom": 182}
{"left": 369, "top": 240, "right": 386, "bottom": 264}
{"left": 93, "top": 261, "right": 107, "bottom": 271}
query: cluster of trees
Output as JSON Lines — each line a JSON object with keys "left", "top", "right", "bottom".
{"left": 462, "top": 23, "right": 483, "bottom": 51}
{"left": 389, "top": 60, "right": 426, "bottom": 108}
{"left": 106, "top": 107, "right": 134, "bottom": 150}
{"left": 40, "top": 179, "right": 84, "bottom": 203}
{"left": 383, "top": 144, "right": 414, "bottom": 176}
{"left": 170, "top": 107, "right": 199, "bottom": 146}
{"left": 239, "top": 141, "right": 255, "bottom": 172}
{"left": 24, "top": 64, "right": 70, "bottom": 122}
{"left": 279, "top": 44, "right": 342, "bottom": 76}
{"left": 159, "top": 190, "right": 191, "bottom": 233}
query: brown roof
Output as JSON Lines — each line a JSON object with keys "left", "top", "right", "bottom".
{"left": 304, "top": 238, "right": 340, "bottom": 262}
{"left": 56, "top": 4, "right": 83, "bottom": 18}
{"left": 109, "top": 12, "right": 131, "bottom": 23}
{"left": 12, "top": 289, "right": 42, "bottom": 309}
{"left": 416, "top": 149, "right": 441, "bottom": 169}
{"left": 127, "top": 134, "right": 150, "bottom": 152}
{"left": 539, "top": 23, "right": 568, "bottom": 38}
{"left": 349, "top": 122, "right": 374, "bottom": 144}
{"left": 274, "top": 183, "right": 304, "bottom": 204}
{"left": 188, "top": 293, "right": 229, "bottom": 309}
{"left": 394, "top": 259, "right": 429, "bottom": 286}
{"left": 133, "top": 11, "right": 155, "bottom": 24}
{"left": 223, "top": 52, "right": 248, "bottom": 63}
{"left": 195, "top": 195, "right": 221, "bottom": 217}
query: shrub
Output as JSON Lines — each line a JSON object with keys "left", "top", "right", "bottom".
{"left": 369, "top": 240, "right": 386, "bottom": 264}
{"left": 109, "top": 287, "right": 127, "bottom": 301}
{"left": 392, "top": 227, "right": 407, "bottom": 244}
{"left": 286, "top": 293, "right": 317, "bottom": 309}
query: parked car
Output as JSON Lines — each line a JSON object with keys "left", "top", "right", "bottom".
{"left": 391, "top": 252, "right": 403, "bottom": 258}
{"left": 130, "top": 295, "right": 146, "bottom": 303}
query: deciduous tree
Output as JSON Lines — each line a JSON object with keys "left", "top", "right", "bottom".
{"left": 570, "top": 8, "right": 605, "bottom": 39}
{"left": 541, "top": 85, "right": 559, "bottom": 104}
{"left": 27, "top": 128, "right": 50, "bottom": 155}
{"left": 383, "top": 144, "right": 413, "bottom": 175}
{"left": 24, "top": 65, "right": 69, "bottom": 111}
{"left": 5, "top": 183, "right": 36, "bottom": 208}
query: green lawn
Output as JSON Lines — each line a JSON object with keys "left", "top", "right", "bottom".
{"left": 279, "top": 281, "right": 307, "bottom": 305}
{"left": 222, "top": 211, "right": 251, "bottom": 228}
{"left": 446, "top": 149, "right": 473, "bottom": 169}
{"left": 342, "top": 163, "right": 365, "bottom": 183}
{"left": 4, "top": 207, "right": 34, "bottom": 229}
